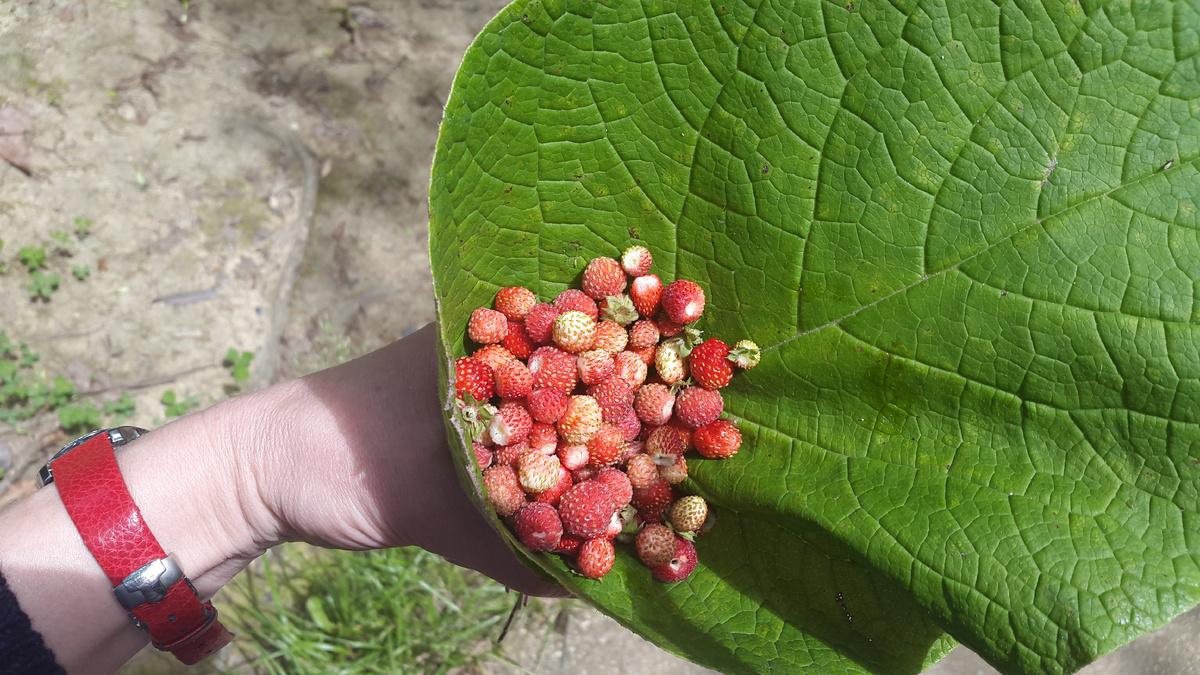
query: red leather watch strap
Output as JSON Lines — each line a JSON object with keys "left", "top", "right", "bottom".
{"left": 51, "top": 432, "right": 233, "bottom": 664}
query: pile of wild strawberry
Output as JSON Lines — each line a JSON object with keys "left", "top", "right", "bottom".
{"left": 454, "top": 246, "right": 759, "bottom": 582}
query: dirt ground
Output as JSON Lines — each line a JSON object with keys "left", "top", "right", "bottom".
{"left": 0, "top": 1, "right": 1196, "bottom": 674}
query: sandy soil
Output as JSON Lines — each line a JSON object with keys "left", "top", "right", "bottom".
{"left": 0, "top": 1, "right": 1195, "bottom": 674}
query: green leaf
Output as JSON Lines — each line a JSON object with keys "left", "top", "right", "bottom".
{"left": 429, "top": 1, "right": 1200, "bottom": 673}
{"left": 27, "top": 270, "right": 59, "bottom": 301}
{"left": 18, "top": 246, "right": 45, "bottom": 271}
{"left": 224, "top": 348, "right": 254, "bottom": 386}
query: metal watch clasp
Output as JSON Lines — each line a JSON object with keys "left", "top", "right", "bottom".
{"left": 113, "top": 555, "right": 185, "bottom": 611}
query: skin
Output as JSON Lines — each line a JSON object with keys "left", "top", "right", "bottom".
{"left": 0, "top": 324, "right": 563, "bottom": 674}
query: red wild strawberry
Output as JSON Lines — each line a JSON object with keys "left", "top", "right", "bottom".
{"left": 578, "top": 538, "right": 615, "bottom": 579}
{"left": 553, "top": 310, "right": 596, "bottom": 353}
{"left": 495, "top": 286, "right": 537, "bottom": 321}
{"left": 627, "top": 320, "right": 659, "bottom": 350}
{"left": 689, "top": 338, "right": 732, "bottom": 390}
{"left": 555, "top": 532, "right": 584, "bottom": 556}
{"left": 483, "top": 465, "right": 526, "bottom": 516}
{"left": 572, "top": 465, "right": 598, "bottom": 483}
{"left": 590, "top": 375, "right": 634, "bottom": 416}
{"left": 519, "top": 452, "right": 563, "bottom": 493}
{"left": 528, "top": 346, "right": 577, "bottom": 394}
{"left": 694, "top": 419, "right": 741, "bottom": 459}
{"left": 598, "top": 294, "right": 639, "bottom": 326}
{"left": 631, "top": 480, "right": 673, "bottom": 516}
{"left": 625, "top": 454, "right": 658, "bottom": 489}
{"left": 630, "top": 274, "right": 663, "bottom": 317}
{"left": 620, "top": 439, "right": 644, "bottom": 464}
{"left": 729, "top": 339, "right": 761, "bottom": 369}
{"left": 655, "top": 340, "right": 688, "bottom": 385}
{"left": 534, "top": 466, "right": 573, "bottom": 507}
{"left": 621, "top": 245, "right": 653, "bottom": 277}
{"left": 512, "top": 502, "right": 563, "bottom": 552}
{"left": 634, "top": 383, "right": 675, "bottom": 426}
{"left": 593, "top": 320, "right": 629, "bottom": 354}
{"left": 586, "top": 423, "right": 625, "bottom": 467}
{"left": 655, "top": 313, "right": 685, "bottom": 338}
{"left": 613, "top": 351, "right": 648, "bottom": 390}
{"left": 594, "top": 467, "right": 632, "bottom": 508}
{"left": 526, "top": 387, "right": 570, "bottom": 423}
{"left": 601, "top": 510, "right": 624, "bottom": 539}
{"left": 636, "top": 523, "right": 675, "bottom": 567}
{"left": 558, "top": 482, "right": 618, "bottom": 538}
{"left": 524, "top": 303, "right": 560, "bottom": 344}
{"left": 494, "top": 360, "right": 533, "bottom": 400}
{"left": 669, "top": 495, "right": 707, "bottom": 532}
{"left": 528, "top": 422, "right": 558, "bottom": 455}
{"left": 489, "top": 404, "right": 533, "bottom": 446}
{"left": 674, "top": 386, "right": 723, "bottom": 429}
{"left": 502, "top": 321, "right": 536, "bottom": 360}
{"left": 646, "top": 426, "right": 684, "bottom": 465}
{"left": 494, "top": 440, "right": 531, "bottom": 467}
{"left": 455, "top": 357, "right": 494, "bottom": 402}
{"left": 468, "top": 307, "right": 508, "bottom": 344}
{"left": 667, "top": 417, "right": 694, "bottom": 451}
{"left": 557, "top": 395, "right": 602, "bottom": 444}
{"left": 609, "top": 405, "right": 641, "bottom": 441}
{"left": 473, "top": 344, "right": 518, "bottom": 373}
{"left": 558, "top": 442, "right": 590, "bottom": 471}
{"left": 630, "top": 345, "right": 655, "bottom": 366}
{"left": 553, "top": 289, "right": 598, "bottom": 320}
{"left": 472, "top": 442, "right": 493, "bottom": 469}
{"left": 582, "top": 257, "right": 627, "bottom": 300}
{"left": 658, "top": 455, "right": 688, "bottom": 484}
{"left": 577, "top": 349, "right": 615, "bottom": 385}
{"left": 651, "top": 536, "right": 698, "bottom": 583}
{"left": 660, "top": 279, "right": 705, "bottom": 324}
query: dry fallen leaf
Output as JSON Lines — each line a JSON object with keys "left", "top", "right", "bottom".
{"left": 0, "top": 103, "right": 34, "bottom": 174}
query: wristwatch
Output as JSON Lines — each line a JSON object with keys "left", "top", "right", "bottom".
{"left": 37, "top": 427, "right": 234, "bottom": 664}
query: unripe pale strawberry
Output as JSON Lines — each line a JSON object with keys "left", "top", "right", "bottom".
{"left": 669, "top": 495, "right": 707, "bottom": 532}
{"left": 658, "top": 455, "right": 688, "bottom": 484}
{"left": 630, "top": 274, "right": 662, "bottom": 317}
{"left": 634, "top": 383, "right": 675, "bottom": 426}
{"left": 730, "top": 339, "right": 761, "bottom": 369}
{"left": 524, "top": 303, "right": 560, "bottom": 344}
{"left": 646, "top": 426, "right": 684, "bottom": 465}
{"left": 674, "top": 386, "right": 723, "bottom": 429}
{"left": 557, "top": 395, "right": 602, "bottom": 444}
{"left": 489, "top": 403, "right": 532, "bottom": 446}
{"left": 693, "top": 419, "right": 741, "bottom": 459}
{"left": 636, "top": 523, "right": 675, "bottom": 567}
{"left": 577, "top": 349, "right": 615, "bottom": 385}
{"left": 660, "top": 279, "right": 705, "bottom": 324}
{"left": 519, "top": 452, "right": 563, "bottom": 493}
{"left": 483, "top": 465, "right": 525, "bottom": 516}
{"left": 512, "top": 502, "right": 563, "bottom": 552}
{"left": 578, "top": 537, "right": 615, "bottom": 579}
{"left": 627, "top": 320, "right": 659, "bottom": 350}
{"left": 594, "top": 467, "right": 632, "bottom": 508}
{"left": 455, "top": 357, "right": 494, "bottom": 402}
{"left": 593, "top": 320, "right": 629, "bottom": 354}
{"left": 598, "top": 294, "right": 639, "bottom": 326}
{"left": 553, "top": 289, "right": 598, "bottom": 320}
{"left": 625, "top": 454, "right": 659, "bottom": 489}
{"left": 473, "top": 344, "right": 518, "bottom": 373}
{"left": 586, "top": 423, "right": 625, "bottom": 467}
{"left": 527, "top": 387, "right": 570, "bottom": 423}
{"left": 534, "top": 466, "right": 573, "bottom": 507}
{"left": 613, "top": 351, "right": 648, "bottom": 389}
{"left": 590, "top": 376, "right": 635, "bottom": 417}
{"left": 582, "top": 257, "right": 627, "bottom": 299}
{"left": 495, "top": 286, "right": 537, "bottom": 321}
{"left": 528, "top": 422, "right": 559, "bottom": 455}
{"left": 651, "top": 536, "right": 698, "bottom": 583}
{"left": 494, "top": 360, "right": 533, "bottom": 400}
{"left": 559, "top": 482, "right": 618, "bottom": 538}
{"left": 558, "top": 442, "right": 590, "bottom": 471}
{"left": 502, "top": 321, "right": 536, "bottom": 360}
{"left": 528, "top": 346, "right": 577, "bottom": 393}
{"left": 553, "top": 310, "right": 596, "bottom": 353}
{"left": 621, "top": 245, "right": 653, "bottom": 277}
{"left": 688, "top": 338, "right": 732, "bottom": 390}
{"left": 655, "top": 341, "right": 687, "bottom": 385}
{"left": 468, "top": 307, "right": 508, "bottom": 344}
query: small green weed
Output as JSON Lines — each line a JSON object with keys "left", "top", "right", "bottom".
{"left": 28, "top": 270, "right": 60, "bottom": 301}
{"left": 74, "top": 217, "right": 92, "bottom": 238}
{"left": 50, "top": 230, "right": 70, "bottom": 244}
{"left": 104, "top": 393, "right": 136, "bottom": 424}
{"left": 72, "top": 265, "right": 90, "bottom": 281}
{"left": 224, "top": 349, "right": 254, "bottom": 387}
{"left": 58, "top": 402, "right": 101, "bottom": 435}
{"left": 19, "top": 246, "right": 46, "bottom": 271}
{"left": 161, "top": 389, "right": 199, "bottom": 417}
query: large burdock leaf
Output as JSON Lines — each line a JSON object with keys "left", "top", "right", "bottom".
{"left": 429, "top": 0, "right": 1200, "bottom": 673}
